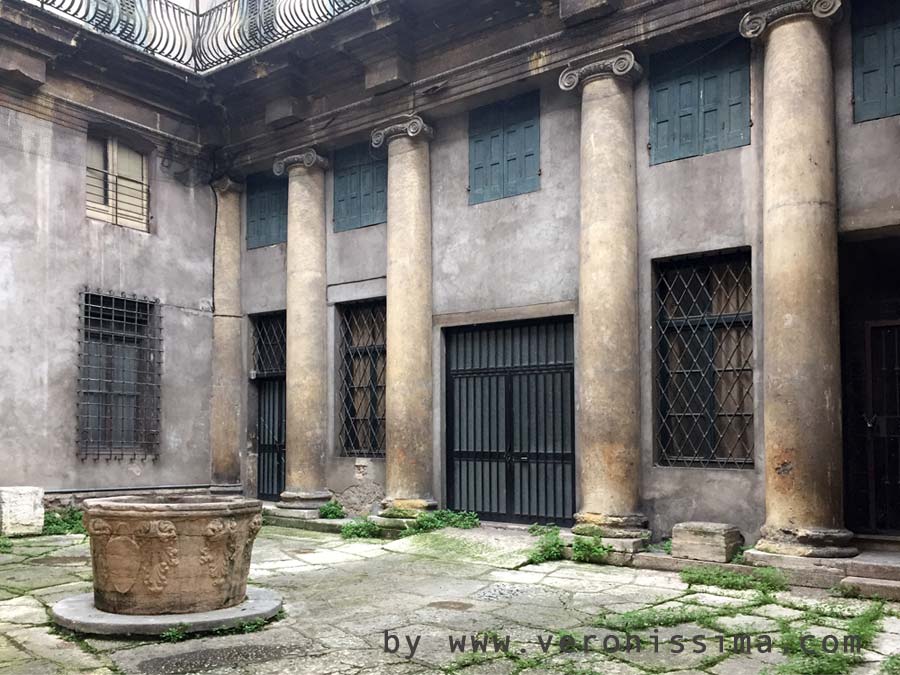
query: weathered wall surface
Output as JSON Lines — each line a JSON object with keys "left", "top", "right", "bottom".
{"left": 0, "top": 107, "right": 215, "bottom": 491}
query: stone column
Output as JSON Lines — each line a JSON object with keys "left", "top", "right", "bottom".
{"left": 740, "top": 0, "right": 855, "bottom": 557}
{"left": 209, "top": 177, "right": 244, "bottom": 489}
{"left": 559, "top": 51, "right": 648, "bottom": 540}
{"left": 272, "top": 150, "right": 332, "bottom": 516}
{"left": 371, "top": 116, "right": 436, "bottom": 519}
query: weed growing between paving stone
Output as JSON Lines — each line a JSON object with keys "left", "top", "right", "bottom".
{"left": 730, "top": 545, "right": 750, "bottom": 564}
{"left": 527, "top": 524, "right": 565, "bottom": 564}
{"left": 595, "top": 603, "right": 722, "bottom": 632}
{"left": 340, "top": 518, "right": 381, "bottom": 539}
{"left": 399, "top": 510, "right": 480, "bottom": 537}
{"left": 767, "top": 602, "right": 884, "bottom": 675}
{"left": 0, "top": 537, "right": 11, "bottom": 552}
{"left": 647, "top": 538, "right": 673, "bottom": 555}
{"left": 318, "top": 500, "right": 346, "bottom": 519}
{"left": 42, "top": 508, "right": 86, "bottom": 535}
{"left": 830, "top": 583, "right": 862, "bottom": 599}
{"left": 158, "top": 611, "right": 285, "bottom": 643}
{"left": 881, "top": 655, "right": 900, "bottom": 674}
{"left": 680, "top": 565, "right": 788, "bottom": 593}
{"left": 572, "top": 535, "right": 613, "bottom": 563}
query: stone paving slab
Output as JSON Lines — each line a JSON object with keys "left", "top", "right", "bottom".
{"left": 2, "top": 527, "right": 900, "bottom": 674}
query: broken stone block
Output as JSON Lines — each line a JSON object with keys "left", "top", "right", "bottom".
{"left": 0, "top": 487, "right": 45, "bottom": 536}
{"left": 671, "top": 521, "right": 743, "bottom": 563}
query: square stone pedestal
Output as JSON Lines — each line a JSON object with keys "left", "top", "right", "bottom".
{"left": 671, "top": 521, "right": 743, "bottom": 563}
{"left": 0, "top": 487, "right": 44, "bottom": 536}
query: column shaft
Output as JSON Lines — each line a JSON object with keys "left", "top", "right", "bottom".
{"left": 575, "top": 74, "right": 643, "bottom": 535}
{"left": 209, "top": 180, "right": 243, "bottom": 487}
{"left": 279, "top": 154, "right": 330, "bottom": 513}
{"left": 384, "top": 135, "right": 434, "bottom": 509}
{"left": 756, "top": 14, "right": 853, "bottom": 556}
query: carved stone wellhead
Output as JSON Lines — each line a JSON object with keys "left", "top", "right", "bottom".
{"left": 83, "top": 495, "right": 263, "bottom": 615}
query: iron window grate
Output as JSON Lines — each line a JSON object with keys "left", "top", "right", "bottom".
{"left": 77, "top": 290, "right": 162, "bottom": 459}
{"left": 338, "top": 300, "right": 386, "bottom": 458}
{"left": 251, "top": 312, "right": 286, "bottom": 378}
{"left": 655, "top": 252, "right": 754, "bottom": 468}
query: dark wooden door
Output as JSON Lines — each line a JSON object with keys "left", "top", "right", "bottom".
{"left": 445, "top": 317, "right": 576, "bottom": 525}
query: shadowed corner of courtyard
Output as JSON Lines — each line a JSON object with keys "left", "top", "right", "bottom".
{"left": 2, "top": 526, "right": 900, "bottom": 675}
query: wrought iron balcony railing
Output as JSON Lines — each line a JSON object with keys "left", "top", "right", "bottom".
{"left": 34, "top": 0, "right": 367, "bottom": 71}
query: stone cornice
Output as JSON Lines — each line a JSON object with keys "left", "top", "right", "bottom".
{"left": 272, "top": 148, "right": 329, "bottom": 176}
{"left": 739, "top": 0, "right": 842, "bottom": 39}
{"left": 371, "top": 114, "right": 434, "bottom": 149}
{"left": 558, "top": 49, "right": 642, "bottom": 91}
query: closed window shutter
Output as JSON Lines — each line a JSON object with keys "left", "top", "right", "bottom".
{"left": 853, "top": 2, "right": 889, "bottom": 122}
{"left": 886, "top": 8, "right": 900, "bottom": 117}
{"left": 700, "top": 68, "right": 722, "bottom": 155}
{"left": 720, "top": 43, "right": 752, "bottom": 150}
{"left": 247, "top": 187, "right": 263, "bottom": 248}
{"left": 247, "top": 175, "right": 287, "bottom": 248}
{"left": 503, "top": 92, "right": 540, "bottom": 197}
{"left": 359, "top": 162, "right": 375, "bottom": 226}
{"left": 373, "top": 159, "right": 387, "bottom": 224}
{"left": 469, "top": 104, "right": 504, "bottom": 204}
{"left": 651, "top": 79, "right": 675, "bottom": 164}
{"left": 673, "top": 73, "right": 700, "bottom": 161}
{"left": 274, "top": 180, "right": 288, "bottom": 242}
{"left": 334, "top": 144, "right": 386, "bottom": 230}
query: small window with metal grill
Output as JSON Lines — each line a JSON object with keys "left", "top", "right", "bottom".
{"left": 338, "top": 300, "right": 386, "bottom": 458}
{"left": 655, "top": 251, "right": 754, "bottom": 468}
{"left": 77, "top": 291, "right": 161, "bottom": 459}
{"left": 250, "top": 311, "right": 286, "bottom": 378}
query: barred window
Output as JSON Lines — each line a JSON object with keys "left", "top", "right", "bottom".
{"left": 655, "top": 252, "right": 754, "bottom": 468}
{"left": 250, "top": 311, "right": 286, "bottom": 378}
{"left": 338, "top": 300, "right": 386, "bottom": 457}
{"left": 78, "top": 291, "right": 161, "bottom": 458}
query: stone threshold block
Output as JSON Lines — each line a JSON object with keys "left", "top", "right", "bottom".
{"left": 671, "top": 521, "right": 743, "bottom": 563}
{"left": 0, "top": 487, "right": 44, "bottom": 536}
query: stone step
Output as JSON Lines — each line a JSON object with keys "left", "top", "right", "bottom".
{"left": 846, "top": 554, "right": 900, "bottom": 582}
{"left": 840, "top": 576, "right": 900, "bottom": 601}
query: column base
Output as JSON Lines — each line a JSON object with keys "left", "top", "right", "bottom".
{"left": 277, "top": 489, "right": 332, "bottom": 519}
{"left": 378, "top": 498, "right": 437, "bottom": 520}
{"left": 756, "top": 525, "right": 858, "bottom": 558}
{"left": 573, "top": 512, "right": 651, "bottom": 541}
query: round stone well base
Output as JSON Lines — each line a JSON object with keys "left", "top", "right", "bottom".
{"left": 50, "top": 587, "right": 283, "bottom": 637}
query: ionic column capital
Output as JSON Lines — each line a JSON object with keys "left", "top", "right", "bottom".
{"left": 211, "top": 176, "right": 244, "bottom": 194}
{"left": 272, "top": 148, "right": 329, "bottom": 176}
{"left": 739, "top": 0, "right": 842, "bottom": 39}
{"left": 371, "top": 114, "right": 434, "bottom": 149}
{"left": 558, "top": 49, "right": 643, "bottom": 92}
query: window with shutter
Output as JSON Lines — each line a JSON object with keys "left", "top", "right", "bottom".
{"left": 333, "top": 143, "right": 387, "bottom": 232}
{"left": 246, "top": 173, "right": 288, "bottom": 249}
{"left": 853, "top": 0, "right": 900, "bottom": 123}
{"left": 468, "top": 90, "right": 541, "bottom": 205}
{"left": 650, "top": 38, "right": 751, "bottom": 166}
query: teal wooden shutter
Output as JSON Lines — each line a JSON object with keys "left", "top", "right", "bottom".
{"left": 469, "top": 103, "right": 504, "bottom": 204}
{"left": 886, "top": 6, "right": 900, "bottom": 117}
{"left": 373, "top": 159, "right": 387, "bottom": 224}
{"left": 853, "top": 1, "right": 889, "bottom": 122}
{"left": 699, "top": 68, "right": 722, "bottom": 155}
{"left": 334, "top": 144, "right": 386, "bottom": 231}
{"left": 651, "top": 78, "right": 675, "bottom": 164}
{"left": 719, "top": 42, "right": 751, "bottom": 150}
{"left": 246, "top": 174, "right": 287, "bottom": 248}
{"left": 673, "top": 73, "right": 700, "bottom": 161}
{"left": 503, "top": 91, "right": 540, "bottom": 198}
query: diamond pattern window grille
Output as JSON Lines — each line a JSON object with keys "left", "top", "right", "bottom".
{"left": 655, "top": 252, "right": 754, "bottom": 468}
{"left": 338, "top": 300, "right": 386, "bottom": 458}
{"left": 77, "top": 290, "right": 162, "bottom": 459}
{"left": 251, "top": 312, "right": 286, "bottom": 378}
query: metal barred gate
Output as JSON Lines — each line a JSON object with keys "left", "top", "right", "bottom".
{"left": 445, "top": 317, "right": 576, "bottom": 525}
{"left": 251, "top": 312, "right": 286, "bottom": 502}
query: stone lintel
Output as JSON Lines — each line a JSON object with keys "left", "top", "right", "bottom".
{"left": 0, "top": 41, "right": 46, "bottom": 90}
{"left": 558, "top": 49, "right": 642, "bottom": 92}
{"left": 371, "top": 114, "right": 433, "bottom": 149}
{"left": 559, "top": 0, "right": 622, "bottom": 26}
{"left": 739, "top": 0, "right": 842, "bottom": 39}
{"left": 273, "top": 148, "right": 329, "bottom": 176}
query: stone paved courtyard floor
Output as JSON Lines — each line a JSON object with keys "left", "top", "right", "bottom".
{"left": 1, "top": 526, "right": 900, "bottom": 674}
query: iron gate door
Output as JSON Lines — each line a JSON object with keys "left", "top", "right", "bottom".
{"left": 445, "top": 317, "right": 576, "bottom": 525}
{"left": 256, "top": 378, "right": 286, "bottom": 501}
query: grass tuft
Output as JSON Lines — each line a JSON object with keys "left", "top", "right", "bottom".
{"left": 318, "top": 500, "right": 346, "bottom": 519}
{"left": 400, "top": 510, "right": 480, "bottom": 537}
{"left": 572, "top": 535, "right": 613, "bottom": 564}
{"left": 340, "top": 518, "right": 381, "bottom": 539}
{"left": 0, "top": 537, "right": 11, "bottom": 553}
{"left": 42, "top": 508, "right": 86, "bottom": 535}
{"left": 526, "top": 524, "right": 565, "bottom": 565}
{"left": 680, "top": 565, "right": 788, "bottom": 593}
